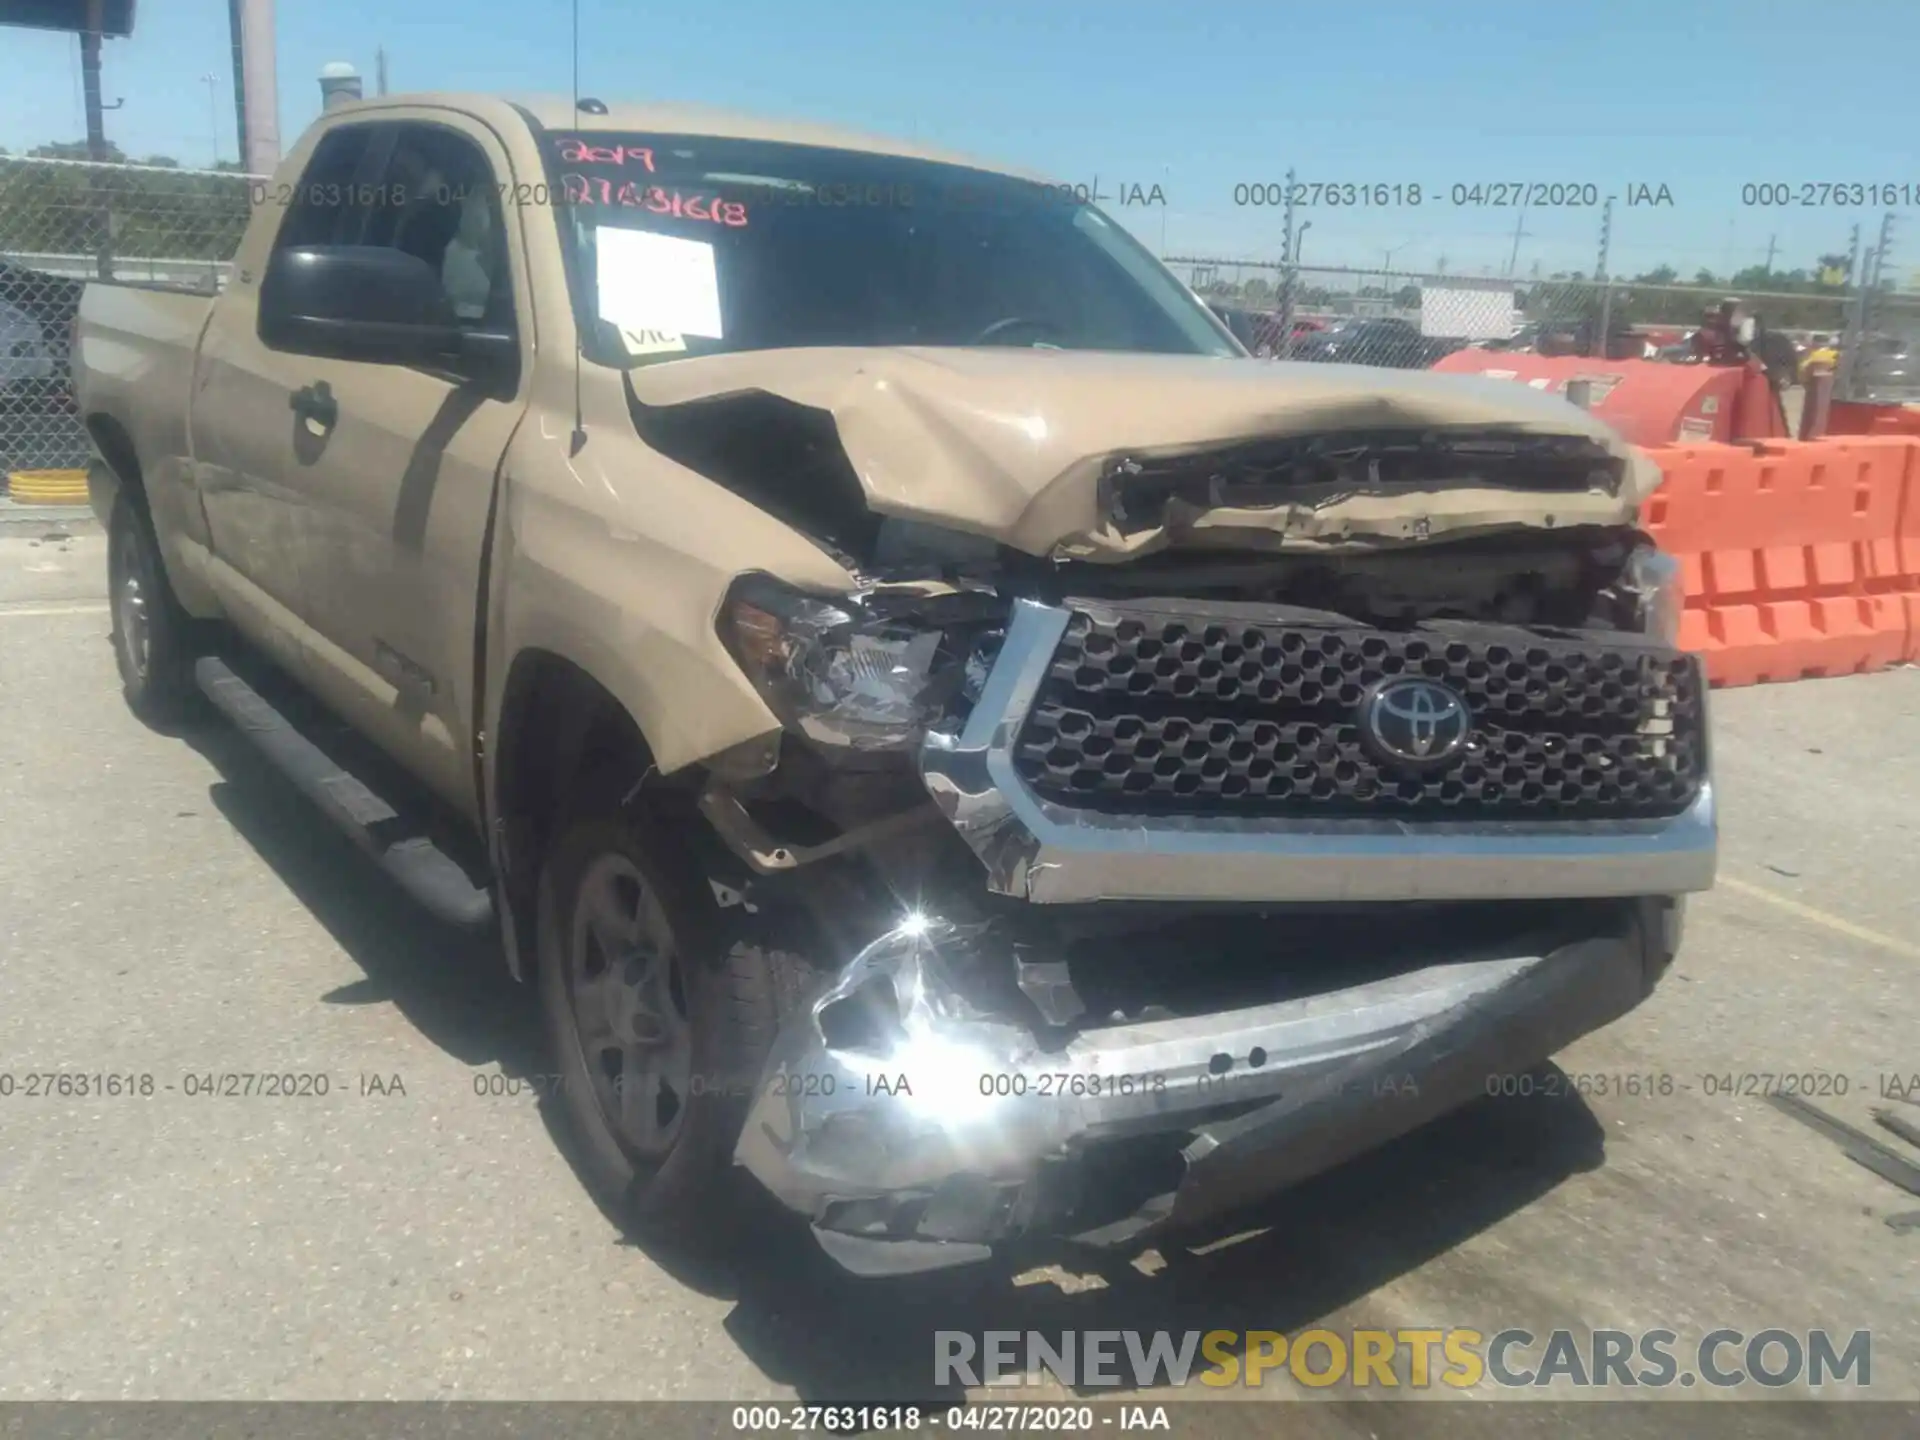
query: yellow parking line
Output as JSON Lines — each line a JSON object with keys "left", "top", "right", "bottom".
{"left": 0, "top": 602, "right": 109, "bottom": 618}
{"left": 1718, "top": 875, "right": 1920, "bottom": 961}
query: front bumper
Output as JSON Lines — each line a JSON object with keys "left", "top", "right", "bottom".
{"left": 734, "top": 895, "right": 1682, "bottom": 1276}
{"left": 919, "top": 601, "right": 1718, "bottom": 906}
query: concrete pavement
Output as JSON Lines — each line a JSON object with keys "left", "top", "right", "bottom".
{"left": 1, "top": 534, "right": 1914, "bottom": 1412}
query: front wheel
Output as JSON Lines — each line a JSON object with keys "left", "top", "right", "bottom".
{"left": 535, "top": 798, "right": 808, "bottom": 1247}
{"left": 108, "top": 492, "right": 201, "bottom": 726}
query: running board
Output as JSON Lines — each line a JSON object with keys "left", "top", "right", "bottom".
{"left": 194, "top": 656, "right": 495, "bottom": 931}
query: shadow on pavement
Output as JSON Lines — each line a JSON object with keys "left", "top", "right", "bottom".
{"left": 188, "top": 714, "right": 1610, "bottom": 1406}
{"left": 715, "top": 1083, "right": 1606, "bottom": 1403}
{"left": 187, "top": 721, "right": 537, "bottom": 1073}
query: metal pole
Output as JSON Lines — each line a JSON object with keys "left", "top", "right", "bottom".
{"left": 1837, "top": 248, "right": 1872, "bottom": 400}
{"left": 376, "top": 46, "right": 390, "bottom": 96}
{"left": 1506, "top": 206, "right": 1527, "bottom": 277}
{"left": 238, "top": 0, "right": 282, "bottom": 177}
{"left": 202, "top": 75, "right": 221, "bottom": 165}
{"left": 1800, "top": 367, "right": 1833, "bottom": 439}
{"left": 228, "top": 0, "right": 250, "bottom": 176}
{"left": 80, "top": 0, "right": 112, "bottom": 280}
{"left": 1158, "top": 163, "right": 1169, "bottom": 255}
{"left": 1276, "top": 167, "right": 1298, "bottom": 358}
{"left": 1594, "top": 197, "right": 1615, "bottom": 359}
{"left": 1841, "top": 213, "right": 1897, "bottom": 401}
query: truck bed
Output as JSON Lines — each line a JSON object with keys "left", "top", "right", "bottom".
{"left": 73, "top": 281, "right": 217, "bottom": 529}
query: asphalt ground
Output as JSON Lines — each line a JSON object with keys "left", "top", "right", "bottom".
{"left": 1, "top": 532, "right": 1916, "bottom": 1425}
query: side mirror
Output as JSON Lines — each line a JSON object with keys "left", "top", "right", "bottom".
{"left": 258, "top": 245, "right": 514, "bottom": 385}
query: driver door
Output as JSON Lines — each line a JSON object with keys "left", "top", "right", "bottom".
{"left": 202, "top": 113, "right": 531, "bottom": 817}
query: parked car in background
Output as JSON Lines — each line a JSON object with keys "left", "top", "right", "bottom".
{"left": 1288, "top": 316, "right": 1459, "bottom": 367}
{"left": 1852, "top": 332, "right": 1920, "bottom": 401}
{"left": 0, "top": 297, "right": 55, "bottom": 394}
{"left": 1203, "top": 300, "right": 1263, "bottom": 352}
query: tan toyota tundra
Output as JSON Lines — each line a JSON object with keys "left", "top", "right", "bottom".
{"left": 74, "top": 92, "right": 1714, "bottom": 1276}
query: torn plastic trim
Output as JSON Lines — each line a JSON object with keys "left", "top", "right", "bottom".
{"left": 1098, "top": 428, "right": 1628, "bottom": 537}
{"left": 730, "top": 908, "right": 1659, "bottom": 1276}
{"left": 697, "top": 780, "right": 944, "bottom": 872}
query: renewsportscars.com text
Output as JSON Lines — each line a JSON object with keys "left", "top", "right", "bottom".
{"left": 934, "top": 1328, "right": 1872, "bottom": 1391}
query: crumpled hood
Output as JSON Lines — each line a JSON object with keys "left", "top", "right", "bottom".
{"left": 626, "top": 347, "right": 1664, "bottom": 558}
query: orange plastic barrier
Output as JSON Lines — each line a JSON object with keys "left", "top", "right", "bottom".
{"left": 1640, "top": 436, "right": 1920, "bottom": 685}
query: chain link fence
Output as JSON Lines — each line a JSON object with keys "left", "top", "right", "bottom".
{"left": 1, "top": 153, "right": 1915, "bottom": 484}
{"left": 1175, "top": 258, "right": 1899, "bottom": 374}
{"left": 1841, "top": 222, "right": 1920, "bottom": 404}
{"left": 0, "top": 155, "right": 255, "bottom": 484}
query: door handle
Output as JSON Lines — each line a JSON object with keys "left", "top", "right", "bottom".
{"left": 290, "top": 380, "right": 338, "bottom": 430}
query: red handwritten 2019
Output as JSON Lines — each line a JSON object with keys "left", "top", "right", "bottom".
{"left": 556, "top": 139, "right": 656, "bottom": 170}
{"left": 562, "top": 175, "right": 749, "bottom": 227}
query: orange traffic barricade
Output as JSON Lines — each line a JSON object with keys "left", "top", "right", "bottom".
{"left": 1640, "top": 436, "right": 1919, "bottom": 685}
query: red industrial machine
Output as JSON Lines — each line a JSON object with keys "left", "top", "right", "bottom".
{"left": 1825, "top": 400, "right": 1920, "bottom": 438}
{"left": 1429, "top": 352, "right": 1790, "bottom": 448}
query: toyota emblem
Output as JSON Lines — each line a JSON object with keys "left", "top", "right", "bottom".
{"left": 1360, "top": 678, "right": 1471, "bottom": 767}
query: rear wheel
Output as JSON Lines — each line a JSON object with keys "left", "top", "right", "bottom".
{"left": 535, "top": 792, "right": 808, "bottom": 1246}
{"left": 108, "top": 492, "right": 201, "bottom": 726}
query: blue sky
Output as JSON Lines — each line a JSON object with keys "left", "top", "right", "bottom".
{"left": 4, "top": 0, "right": 1917, "bottom": 280}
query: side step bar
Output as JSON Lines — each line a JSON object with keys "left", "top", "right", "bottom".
{"left": 194, "top": 656, "right": 495, "bottom": 931}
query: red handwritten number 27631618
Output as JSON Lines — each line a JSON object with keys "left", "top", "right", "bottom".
{"left": 561, "top": 175, "right": 749, "bottom": 227}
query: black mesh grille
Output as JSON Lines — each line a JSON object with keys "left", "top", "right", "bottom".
{"left": 1011, "top": 602, "right": 1706, "bottom": 821}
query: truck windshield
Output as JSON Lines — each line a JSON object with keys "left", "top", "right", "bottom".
{"left": 541, "top": 130, "right": 1239, "bottom": 366}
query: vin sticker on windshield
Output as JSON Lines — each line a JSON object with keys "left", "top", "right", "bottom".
{"left": 618, "top": 327, "right": 688, "bottom": 357}
{"left": 594, "top": 227, "right": 723, "bottom": 340}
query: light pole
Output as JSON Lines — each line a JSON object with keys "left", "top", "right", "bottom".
{"left": 1295, "top": 219, "right": 1312, "bottom": 267}
{"left": 1159, "top": 163, "right": 1170, "bottom": 255}
{"left": 201, "top": 74, "right": 220, "bottom": 165}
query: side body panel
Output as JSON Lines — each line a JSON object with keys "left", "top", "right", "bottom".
{"left": 71, "top": 284, "right": 223, "bottom": 617}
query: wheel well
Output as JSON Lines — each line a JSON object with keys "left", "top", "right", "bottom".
{"left": 85, "top": 413, "right": 146, "bottom": 508}
{"left": 493, "top": 651, "right": 703, "bottom": 974}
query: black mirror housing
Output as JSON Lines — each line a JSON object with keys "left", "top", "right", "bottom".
{"left": 258, "top": 245, "right": 514, "bottom": 386}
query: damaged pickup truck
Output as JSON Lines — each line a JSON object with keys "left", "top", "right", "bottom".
{"left": 74, "top": 92, "right": 1713, "bottom": 1276}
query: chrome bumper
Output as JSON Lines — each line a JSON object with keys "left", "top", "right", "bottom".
{"left": 918, "top": 600, "right": 1718, "bottom": 906}
{"left": 733, "top": 901, "right": 1676, "bottom": 1276}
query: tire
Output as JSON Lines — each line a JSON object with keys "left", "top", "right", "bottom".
{"left": 107, "top": 491, "right": 201, "bottom": 726}
{"left": 535, "top": 786, "right": 809, "bottom": 1247}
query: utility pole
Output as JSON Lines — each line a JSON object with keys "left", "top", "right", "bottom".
{"left": 80, "top": 0, "right": 112, "bottom": 279}
{"left": 229, "top": 0, "right": 281, "bottom": 177}
{"left": 1871, "top": 210, "right": 1896, "bottom": 290}
{"left": 376, "top": 46, "right": 389, "bottom": 96}
{"left": 227, "top": 0, "right": 249, "bottom": 174}
{"left": 1594, "top": 197, "right": 1615, "bottom": 357}
{"left": 1276, "top": 167, "right": 1298, "bottom": 358}
{"left": 1505, "top": 206, "right": 1528, "bottom": 277}
{"left": 1837, "top": 215, "right": 1893, "bottom": 402}
{"left": 201, "top": 74, "right": 221, "bottom": 165}
{"left": 1763, "top": 233, "right": 1777, "bottom": 276}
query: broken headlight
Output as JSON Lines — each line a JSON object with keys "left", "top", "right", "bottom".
{"left": 721, "top": 575, "right": 972, "bottom": 752}
{"left": 1624, "top": 544, "right": 1684, "bottom": 646}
